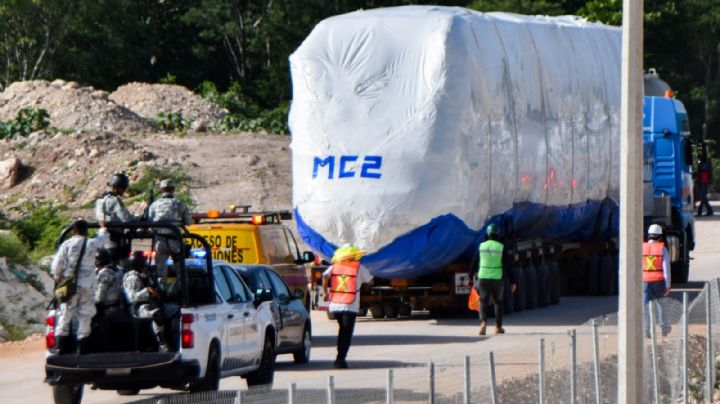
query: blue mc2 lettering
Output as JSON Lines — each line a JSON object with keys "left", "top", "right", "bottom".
{"left": 312, "top": 155, "right": 382, "bottom": 179}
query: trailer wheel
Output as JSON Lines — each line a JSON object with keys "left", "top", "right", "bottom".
{"left": 399, "top": 302, "right": 412, "bottom": 317}
{"left": 671, "top": 230, "right": 690, "bottom": 284}
{"left": 524, "top": 265, "right": 538, "bottom": 310}
{"left": 548, "top": 261, "right": 560, "bottom": 305}
{"left": 536, "top": 264, "right": 549, "bottom": 308}
{"left": 613, "top": 254, "right": 620, "bottom": 295}
{"left": 599, "top": 256, "right": 614, "bottom": 296}
{"left": 587, "top": 256, "right": 600, "bottom": 296}
{"left": 511, "top": 266, "right": 525, "bottom": 311}
{"left": 384, "top": 303, "right": 399, "bottom": 319}
{"left": 503, "top": 276, "right": 514, "bottom": 315}
{"left": 357, "top": 307, "right": 368, "bottom": 317}
{"left": 370, "top": 303, "right": 385, "bottom": 319}
{"left": 569, "top": 256, "right": 588, "bottom": 295}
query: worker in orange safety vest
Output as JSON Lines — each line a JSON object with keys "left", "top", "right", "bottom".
{"left": 322, "top": 244, "right": 373, "bottom": 369}
{"left": 643, "top": 224, "right": 671, "bottom": 337}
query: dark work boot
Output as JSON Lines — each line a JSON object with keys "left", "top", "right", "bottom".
{"left": 478, "top": 321, "right": 487, "bottom": 336}
{"left": 333, "top": 357, "right": 348, "bottom": 369}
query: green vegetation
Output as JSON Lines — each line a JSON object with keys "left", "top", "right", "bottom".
{"left": 0, "top": 320, "right": 27, "bottom": 341}
{"left": 0, "top": 230, "right": 29, "bottom": 264}
{"left": 1, "top": 202, "right": 70, "bottom": 260}
{"left": 0, "top": 107, "right": 50, "bottom": 139}
{"left": 152, "top": 111, "right": 191, "bottom": 132}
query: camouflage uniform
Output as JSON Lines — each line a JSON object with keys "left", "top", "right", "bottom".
{"left": 148, "top": 193, "right": 191, "bottom": 282}
{"left": 95, "top": 191, "right": 136, "bottom": 257}
{"left": 51, "top": 230, "right": 108, "bottom": 339}
{"left": 95, "top": 265, "right": 123, "bottom": 306}
{"left": 123, "top": 269, "right": 177, "bottom": 350}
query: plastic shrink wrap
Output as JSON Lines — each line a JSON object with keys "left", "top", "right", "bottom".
{"left": 289, "top": 6, "right": 621, "bottom": 278}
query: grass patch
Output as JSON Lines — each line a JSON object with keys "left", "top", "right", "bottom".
{"left": 0, "top": 231, "right": 29, "bottom": 264}
{"left": 1, "top": 202, "right": 70, "bottom": 260}
{"left": 0, "top": 320, "right": 27, "bottom": 341}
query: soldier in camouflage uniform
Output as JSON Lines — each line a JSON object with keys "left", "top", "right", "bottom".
{"left": 51, "top": 220, "right": 108, "bottom": 354}
{"left": 94, "top": 248, "right": 124, "bottom": 311}
{"left": 95, "top": 173, "right": 136, "bottom": 259}
{"left": 148, "top": 179, "right": 191, "bottom": 283}
{"left": 123, "top": 251, "right": 173, "bottom": 352}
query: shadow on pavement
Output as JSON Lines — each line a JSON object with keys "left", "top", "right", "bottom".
{"left": 275, "top": 358, "right": 423, "bottom": 371}
{"left": 311, "top": 334, "right": 480, "bottom": 348}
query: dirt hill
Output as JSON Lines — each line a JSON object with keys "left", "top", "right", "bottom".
{"left": 0, "top": 80, "right": 293, "bottom": 338}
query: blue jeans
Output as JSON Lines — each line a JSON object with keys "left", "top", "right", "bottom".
{"left": 643, "top": 281, "right": 670, "bottom": 334}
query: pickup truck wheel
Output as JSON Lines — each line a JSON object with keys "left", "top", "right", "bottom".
{"left": 189, "top": 343, "right": 220, "bottom": 393}
{"left": 116, "top": 389, "right": 140, "bottom": 396}
{"left": 52, "top": 384, "right": 84, "bottom": 404}
{"left": 247, "top": 336, "right": 275, "bottom": 387}
{"left": 293, "top": 327, "right": 311, "bottom": 364}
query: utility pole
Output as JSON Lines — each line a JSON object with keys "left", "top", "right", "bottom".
{"left": 618, "top": 0, "right": 644, "bottom": 403}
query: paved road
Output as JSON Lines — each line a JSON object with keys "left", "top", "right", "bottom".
{"left": 2, "top": 203, "right": 718, "bottom": 403}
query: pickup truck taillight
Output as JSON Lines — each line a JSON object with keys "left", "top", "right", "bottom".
{"left": 181, "top": 313, "right": 194, "bottom": 348}
{"left": 45, "top": 313, "right": 56, "bottom": 350}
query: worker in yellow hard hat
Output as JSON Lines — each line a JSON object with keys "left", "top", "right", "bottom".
{"left": 322, "top": 244, "right": 373, "bottom": 369}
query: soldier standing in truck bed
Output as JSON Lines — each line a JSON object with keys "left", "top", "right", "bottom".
{"left": 95, "top": 173, "right": 136, "bottom": 259}
{"left": 148, "top": 179, "right": 191, "bottom": 283}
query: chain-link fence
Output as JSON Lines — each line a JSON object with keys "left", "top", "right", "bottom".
{"left": 132, "top": 280, "right": 720, "bottom": 404}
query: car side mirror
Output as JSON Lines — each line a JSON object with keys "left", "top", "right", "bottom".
{"left": 302, "top": 251, "right": 315, "bottom": 264}
{"left": 254, "top": 288, "right": 273, "bottom": 303}
{"left": 293, "top": 289, "right": 304, "bottom": 300}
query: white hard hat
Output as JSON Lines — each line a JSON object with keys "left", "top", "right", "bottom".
{"left": 648, "top": 224, "right": 663, "bottom": 236}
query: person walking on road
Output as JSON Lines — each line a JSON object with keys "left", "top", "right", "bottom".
{"left": 322, "top": 244, "right": 373, "bottom": 369}
{"left": 51, "top": 219, "right": 108, "bottom": 354}
{"left": 476, "top": 223, "right": 516, "bottom": 336}
{"left": 696, "top": 156, "right": 714, "bottom": 217}
{"left": 643, "top": 224, "right": 672, "bottom": 337}
{"left": 148, "top": 179, "right": 191, "bottom": 283}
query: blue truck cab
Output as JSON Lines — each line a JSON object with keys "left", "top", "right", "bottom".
{"left": 643, "top": 95, "right": 695, "bottom": 283}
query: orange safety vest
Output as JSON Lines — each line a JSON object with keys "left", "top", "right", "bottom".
{"left": 642, "top": 242, "right": 665, "bottom": 282}
{"left": 329, "top": 261, "right": 359, "bottom": 304}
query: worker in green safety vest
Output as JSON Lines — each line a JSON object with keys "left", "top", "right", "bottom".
{"left": 476, "top": 223, "right": 516, "bottom": 336}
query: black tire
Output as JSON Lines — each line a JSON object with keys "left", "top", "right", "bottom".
{"left": 671, "top": 231, "right": 690, "bottom": 284}
{"left": 190, "top": 342, "right": 221, "bottom": 393}
{"left": 548, "top": 261, "right": 560, "bottom": 305}
{"left": 502, "top": 276, "right": 513, "bottom": 315}
{"left": 326, "top": 311, "right": 336, "bottom": 320}
{"left": 535, "top": 264, "right": 548, "bottom": 308}
{"left": 370, "top": 303, "right": 385, "bottom": 319}
{"left": 568, "top": 256, "right": 588, "bottom": 295}
{"left": 558, "top": 258, "right": 572, "bottom": 296}
{"left": 586, "top": 256, "right": 600, "bottom": 296}
{"left": 511, "top": 266, "right": 525, "bottom": 312}
{"left": 599, "top": 256, "right": 614, "bottom": 296}
{"left": 384, "top": 303, "right": 399, "bottom": 319}
{"left": 293, "top": 326, "right": 311, "bottom": 364}
{"left": 52, "top": 384, "right": 84, "bottom": 404}
{"left": 116, "top": 389, "right": 140, "bottom": 396}
{"left": 246, "top": 335, "right": 275, "bottom": 387}
{"left": 613, "top": 254, "right": 620, "bottom": 295}
{"left": 524, "top": 265, "right": 538, "bottom": 310}
{"left": 398, "top": 302, "right": 412, "bottom": 317}
{"left": 357, "top": 307, "right": 368, "bottom": 317}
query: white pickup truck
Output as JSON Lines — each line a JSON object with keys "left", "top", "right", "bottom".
{"left": 44, "top": 222, "right": 277, "bottom": 404}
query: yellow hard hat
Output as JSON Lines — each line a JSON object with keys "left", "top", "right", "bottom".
{"left": 332, "top": 244, "right": 366, "bottom": 262}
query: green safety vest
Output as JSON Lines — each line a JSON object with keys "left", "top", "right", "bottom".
{"left": 478, "top": 239, "right": 504, "bottom": 280}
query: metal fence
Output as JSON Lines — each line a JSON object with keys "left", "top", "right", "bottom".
{"left": 132, "top": 280, "right": 720, "bottom": 404}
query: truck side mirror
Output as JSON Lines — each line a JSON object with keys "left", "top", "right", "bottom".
{"left": 302, "top": 251, "right": 315, "bottom": 264}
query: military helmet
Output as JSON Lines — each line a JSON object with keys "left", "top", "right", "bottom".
{"left": 486, "top": 223, "right": 500, "bottom": 237}
{"left": 107, "top": 173, "right": 129, "bottom": 189}
{"left": 159, "top": 179, "right": 175, "bottom": 189}
{"left": 95, "top": 248, "right": 113, "bottom": 266}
